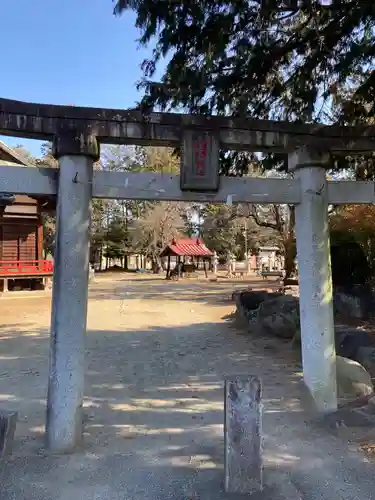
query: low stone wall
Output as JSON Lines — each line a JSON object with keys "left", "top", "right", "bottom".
{"left": 233, "top": 288, "right": 375, "bottom": 399}
{"left": 233, "top": 289, "right": 299, "bottom": 342}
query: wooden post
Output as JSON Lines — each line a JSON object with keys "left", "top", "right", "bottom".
{"left": 37, "top": 215, "right": 44, "bottom": 261}
{"left": 177, "top": 255, "right": 181, "bottom": 278}
{"left": 203, "top": 258, "right": 208, "bottom": 278}
{"left": 166, "top": 255, "right": 171, "bottom": 279}
{"left": 224, "top": 376, "right": 263, "bottom": 494}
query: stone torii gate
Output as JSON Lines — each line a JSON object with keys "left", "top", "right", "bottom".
{"left": 1, "top": 97, "right": 375, "bottom": 453}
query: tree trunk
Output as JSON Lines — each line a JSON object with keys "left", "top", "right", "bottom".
{"left": 283, "top": 237, "right": 296, "bottom": 280}
{"left": 99, "top": 245, "right": 103, "bottom": 271}
{"left": 282, "top": 205, "right": 296, "bottom": 280}
{"left": 152, "top": 255, "right": 162, "bottom": 274}
{"left": 166, "top": 255, "right": 171, "bottom": 279}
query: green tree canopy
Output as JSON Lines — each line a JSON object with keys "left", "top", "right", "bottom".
{"left": 114, "top": 1, "right": 375, "bottom": 176}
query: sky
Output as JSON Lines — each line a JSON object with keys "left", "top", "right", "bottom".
{"left": 1, "top": 0, "right": 163, "bottom": 157}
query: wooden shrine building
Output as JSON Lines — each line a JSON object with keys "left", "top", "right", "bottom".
{"left": 0, "top": 141, "right": 54, "bottom": 291}
{"left": 160, "top": 237, "right": 213, "bottom": 279}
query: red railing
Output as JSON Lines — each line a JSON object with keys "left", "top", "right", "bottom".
{"left": 0, "top": 260, "right": 54, "bottom": 277}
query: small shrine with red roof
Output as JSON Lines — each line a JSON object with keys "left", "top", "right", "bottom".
{"left": 160, "top": 237, "right": 214, "bottom": 279}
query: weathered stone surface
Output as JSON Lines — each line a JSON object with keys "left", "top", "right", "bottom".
{"left": 334, "top": 326, "right": 359, "bottom": 347}
{"left": 256, "top": 296, "right": 300, "bottom": 340}
{"left": 234, "top": 290, "right": 300, "bottom": 340}
{"left": 289, "top": 311, "right": 374, "bottom": 352}
{"left": 234, "top": 290, "right": 375, "bottom": 379}
{"left": 333, "top": 327, "right": 375, "bottom": 375}
{"left": 238, "top": 290, "right": 282, "bottom": 311}
{"left": 0, "top": 410, "right": 18, "bottom": 458}
{"left": 336, "top": 330, "right": 375, "bottom": 360}
{"left": 366, "top": 395, "right": 375, "bottom": 411}
{"left": 336, "top": 356, "right": 374, "bottom": 399}
{"left": 356, "top": 346, "right": 375, "bottom": 376}
{"left": 224, "top": 376, "right": 263, "bottom": 494}
{"left": 300, "top": 357, "right": 374, "bottom": 411}
{"left": 334, "top": 292, "right": 363, "bottom": 319}
{"left": 333, "top": 284, "right": 375, "bottom": 321}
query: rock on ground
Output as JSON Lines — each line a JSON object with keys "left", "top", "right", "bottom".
{"left": 335, "top": 327, "right": 375, "bottom": 377}
{"left": 234, "top": 290, "right": 300, "bottom": 341}
{"left": 236, "top": 290, "right": 282, "bottom": 312}
{"left": 256, "top": 295, "right": 299, "bottom": 340}
{"left": 336, "top": 355, "right": 374, "bottom": 399}
{"left": 357, "top": 346, "right": 375, "bottom": 376}
{"left": 235, "top": 289, "right": 375, "bottom": 377}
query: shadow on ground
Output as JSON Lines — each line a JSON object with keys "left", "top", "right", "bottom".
{"left": 0, "top": 317, "right": 304, "bottom": 500}
{"left": 88, "top": 277, "right": 280, "bottom": 307}
{"left": 0, "top": 276, "right": 374, "bottom": 500}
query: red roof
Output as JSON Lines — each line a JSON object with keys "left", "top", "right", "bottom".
{"left": 160, "top": 238, "right": 213, "bottom": 257}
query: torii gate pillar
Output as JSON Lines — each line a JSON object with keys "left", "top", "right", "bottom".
{"left": 45, "top": 133, "right": 99, "bottom": 453}
{"left": 289, "top": 148, "right": 337, "bottom": 413}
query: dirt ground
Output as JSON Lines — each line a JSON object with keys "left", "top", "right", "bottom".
{"left": 1, "top": 274, "right": 375, "bottom": 500}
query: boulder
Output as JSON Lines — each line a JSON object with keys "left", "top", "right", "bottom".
{"left": 256, "top": 295, "right": 300, "bottom": 340}
{"left": 333, "top": 284, "right": 375, "bottom": 321}
{"left": 334, "top": 326, "right": 359, "bottom": 348}
{"left": 232, "top": 291, "right": 258, "bottom": 327}
{"left": 336, "top": 355, "right": 374, "bottom": 399}
{"left": 334, "top": 291, "right": 363, "bottom": 319}
{"left": 238, "top": 290, "right": 282, "bottom": 311}
{"left": 356, "top": 346, "right": 375, "bottom": 377}
{"left": 233, "top": 290, "right": 284, "bottom": 327}
{"left": 294, "top": 326, "right": 369, "bottom": 351}
{"left": 336, "top": 329, "right": 375, "bottom": 360}
{"left": 334, "top": 327, "right": 375, "bottom": 375}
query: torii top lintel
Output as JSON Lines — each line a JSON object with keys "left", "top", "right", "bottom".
{"left": 1, "top": 97, "right": 375, "bottom": 153}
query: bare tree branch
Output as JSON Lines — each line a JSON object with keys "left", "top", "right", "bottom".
{"left": 248, "top": 205, "right": 280, "bottom": 231}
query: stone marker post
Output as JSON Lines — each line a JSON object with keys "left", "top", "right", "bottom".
{"left": 224, "top": 375, "right": 263, "bottom": 494}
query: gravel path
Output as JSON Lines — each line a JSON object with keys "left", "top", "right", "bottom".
{"left": 0, "top": 275, "right": 375, "bottom": 499}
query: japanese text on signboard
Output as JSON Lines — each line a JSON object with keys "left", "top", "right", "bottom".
{"left": 193, "top": 137, "right": 208, "bottom": 176}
